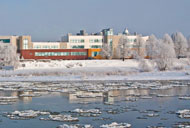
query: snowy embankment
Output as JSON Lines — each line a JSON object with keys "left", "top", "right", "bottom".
{"left": 0, "top": 59, "right": 189, "bottom": 82}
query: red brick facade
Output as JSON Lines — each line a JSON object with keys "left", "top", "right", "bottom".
{"left": 20, "top": 49, "right": 88, "bottom": 60}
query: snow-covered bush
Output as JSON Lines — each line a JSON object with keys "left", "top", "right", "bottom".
{"left": 145, "top": 34, "right": 176, "bottom": 71}
{"left": 173, "top": 65, "right": 185, "bottom": 71}
{"left": 139, "top": 59, "right": 153, "bottom": 72}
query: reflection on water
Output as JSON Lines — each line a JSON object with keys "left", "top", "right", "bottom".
{"left": 1, "top": 82, "right": 190, "bottom": 105}
{"left": 0, "top": 80, "right": 190, "bottom": 128}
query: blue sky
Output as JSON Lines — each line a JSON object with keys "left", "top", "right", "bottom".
{"left": 0, "top": 0, "right": 189, "bottom": 41}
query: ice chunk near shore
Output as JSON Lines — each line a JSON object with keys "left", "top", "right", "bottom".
{"left": 176, "top": 109, "right": 190, "bottom": 118}
{"left": 57, "top": 124, "right": 93, "bottom": 128}
{"left": 4, "top": 110, "right": 50, "bottom": 120}
{"left": 100, "top": 122, "right": 131, "bottom": 128}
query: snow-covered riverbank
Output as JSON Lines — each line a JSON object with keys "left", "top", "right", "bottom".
{"left": 0, "top": 59, "right": 189, "bottom": 82}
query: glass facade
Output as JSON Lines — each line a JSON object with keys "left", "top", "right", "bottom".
{"left": 0, "top": 39, "right": 10, "bottom": 43}
{"left": 23, "top": 39, "right": 29, "bottom": 49}
{"left": 35, "top": 52, "right": 87, "bottom": 56}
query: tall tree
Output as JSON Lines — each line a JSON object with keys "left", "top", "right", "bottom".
{"left": 171, "top": 32, "right": 188, "bottom": 58}
{"left": 100, "top": 43, "right": 113, "bottom": 59}
{"left": 117, "top": 36, "right": 129, "bottom": 61}
{"left": 163, "top": 34, "right": 176, "bottom": 57}
{"left": 145, "top": 35, "right": 159, "bottom": 59}
{"left": 135, "top": 36, "right": 145, "bottom": 58}
{"left": 0, "top": 42, "right": 19, "bottom": 69}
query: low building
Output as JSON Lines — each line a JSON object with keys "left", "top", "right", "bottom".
{"left": 0, "top": 28, "right": 149, "bottom": 60}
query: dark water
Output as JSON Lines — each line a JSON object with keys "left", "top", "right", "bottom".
{"left": 0, "top": 81, "right": 190, "bottom": 128}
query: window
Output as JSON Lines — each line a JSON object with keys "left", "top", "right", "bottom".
{"left": 91, "top": 45, "right": 102, "bottom": 48}
{"left": 89, "top": 39, "right": 94, "bottom": 43}
{"left": 35, "top": 52, "right": 70, "bottom": 56}
{"left": 0, "top": 39, "right": 10, "bottom": 43}
{"left": 92, "top": 52, "right": 100, "bottom": 57}
{"left": 108, "top": 39, "right": 113, "bottom": 48}
{"left": 51, "top": 45, "right": 58, "bottom": 49}
{"left": 71, "top": 52, "right": 87, "bottom": 56}
{"left": 81, "top": 39, "right": 85, "bottom": 43}
{"left": 72, "top": 45, "right": 84, "bottom": 49}
{"left": 89, "top": 39, "right": 102, "bottom": 43}
{"left": 34, "top": 45, "right": 41, "bottom": 49}
{"left": 23, "top": 39, "right": 28, "bottom": 49}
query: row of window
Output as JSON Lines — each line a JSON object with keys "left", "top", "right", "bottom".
{"left": 35, "top": 52, "right": 87, "bottom": 56}
{"left": 70, "top": 39, "right": 103, "bottom": 43}
{"left": 71, "top": 45, "right": 102, "bottom": 49}
{"left": 0, "top": 39, "right": 10, "bottom": 43}
{"left": 34, "top": 45, "right": 59, "bottom": 49}
{"left": 89, "top": 39, "right": 103, "bottom": 43}
{"left": 72, "top": 45, "right": 85, "bottom": 49}
{"left": 91, "top": 45, "right": 102, "bottom": 48}
{"left": 70, "top": 39, "right": 85, "bottom": 43}
{"left": 128, "top": 39, "right": 137, "bottom": 42}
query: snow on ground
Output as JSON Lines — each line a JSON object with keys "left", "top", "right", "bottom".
{"left": 19, "top": 60, "right": 139, "bottom": 69}
{"left": 0, "top": 59, "right": 189, "bottom": 82}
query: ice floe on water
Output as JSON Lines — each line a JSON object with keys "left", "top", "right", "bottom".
{"left": 0, "top": 96, "right": 18, "bottom": 105}
{"left": 71, "top": 109, "right": 101, "bottom": 114}
{"left": 4, "top": 110, "right": 50, "bottom": 120}
{"left": 70, "top": 108, "right": 102, "bottom": 117}
{"left": 100, "top": 122, "right": 131, "bottom": 128}
{"left": 176, "top": 110, "right": 190, "bottom": 119}
{"left": 41, "top": 114, "right": 79, "bottom": 122}
{"left": 1, "top": 80, "right": 190, "bottom": 128}
{"left": 57, "top": 124, "right": 93, "bottom": 128}
{"left": 178, "top": 96, "right": 190, "bottom": 100}
{"left": 173, "top": 122, "right": 190, "bottom": 128}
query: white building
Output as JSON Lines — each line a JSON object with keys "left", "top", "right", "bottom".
{"left": 62, "top": 30, "right": 103, "bottom": 49}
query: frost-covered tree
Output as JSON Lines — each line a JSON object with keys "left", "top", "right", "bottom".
{"left": 187, "top": 38, "right": 190, "bottom": 57}
{"left": 145, "top": 35, "right": 159, "bottom": 59}
{"left": 135, "top": 36, "right": 145, "bottom": 58}
{"left": 144, "top": 34, "right": 176, "bottom": 71}
{"left": 0, "top": 42, "right": 19, "bottom": 69}
{"left": 116, "top": 36, "right": 129, "bottom": 61}
{"left": 100, "top": 43, "right": 113, "bottom": 59}
{"left": 163, "top": 34, "right": 176, "bottom": 57}
{"left": 171, "top": 32, "right": 188, "bottom": 58}
{"left": 154, "top": 39, "right": 176, "bottom": 71}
